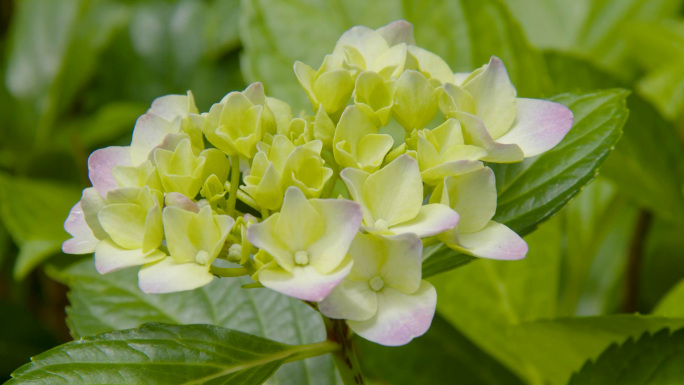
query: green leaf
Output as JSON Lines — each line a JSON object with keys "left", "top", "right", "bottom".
{"left": 639, "top": 219, "right": 684, "bottom": 312}
{"left": 424, "top": 89, "right": 629, "bottom": 278}
{"left": 49, "top": 259, "right": 341, "bottom": 385}
{"left": 492, "top": 89, "right": 628, "bottom": 235}
{"left": 653, "top": 277, "right": 684, "bottom": 317}
{"left": 239, "top": 0, "right": 548, "bottom": 112}
{"left": 545, "top": 52, "right": 684, "bottom": 224}
{"left": 568, "top": 328, "right": 684, "bottom": 385}
{"left": 8, "top": 323, "right": 336, "bottom": 385}
{"left": 356, "top": 314, "right": 525, "bottom": 385}
{"left": 5, "top": 0, "right": 127, "bottom": 146}
{"left": 0, "top": 175, "right": 81, "bottom": 279}
{"left": 503, "top": 0, "right": 680, "bottom": 79}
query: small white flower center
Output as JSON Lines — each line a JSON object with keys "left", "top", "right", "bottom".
{"left": 374, "top": 218, "right": 389, "bottom": 230}
{"left": 195, "top": 250, "right": 210, "bottom": 265}
{"left": 294, "top": 250, "right": 309, "bottom": 266}
{"left": 369, "top": 276, "right": 385, "bottom": 292}
{"left": 227, "top": 243, "right": 242, "bottom": 262}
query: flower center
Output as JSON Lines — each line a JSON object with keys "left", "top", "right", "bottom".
{"left": 373, "top": 218, "right": 389, "bottom": 230}
{"left": 227, "top": 244, "right": 242, "bottom": 262}
{"left": 195, "top": 250, "right": 210, "bottom": 265}
{"left": 369, "top": 275, "right": 385, "bottom": 292}
{"left": 294, "top": 250, "right": 309, "bottom": 266}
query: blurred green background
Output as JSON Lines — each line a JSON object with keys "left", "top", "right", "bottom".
{"left": 1, "top": 0, "right": 684, "bottom": 383}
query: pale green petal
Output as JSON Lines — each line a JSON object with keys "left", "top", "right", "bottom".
{"left": 388, "top": 203, "right": 459, "bottom": 238}
{"left": 439, "top": 83, "right": 476, "bottom": 116}
{"left": 246, "top": 215, "right": 294, "bottom": 272}
{"left": 319, "top": 280, "right": 377, "bottom": 321}
{"left": 161, "top": 206, "right": 197, "bottom": 263}
{"left": 462, "top": 56, "right": 517, "bottom": 139}
{"left": 443, "top": 168, "right": 496, "bottom": 233}
{"left": 357, "top": 133, "right": 394, "bottom": 173}
{"left": 392, "top": 70, "right": 438, "bottom": 131}
{"left": 454, "top": 112, "right": 524, "bottom": 163}
{"left": 313, "top": 69, "right": 354, "bottom": 115}
{"left": 294, "top": 61, "right": 317, "bottom": 104}
{"left": 362, "top": 155, "right": 422, "bottom": 227}
{"left": 275, "top": 187, "right": 324, "bottom": 252}
{"left": 94, "top": 240, "right": 165, "bottom": 274}
{"left": 378, "top": 233, "right": 422, "bottom": 294}
{"left": 138, "top": 257, "right": 213, "bottom": 294}
{"left": 307, "top": 199, "right": 362, "bottom": 274}
{"left": 98, "top": 203, "right": 147, "bottom": 249}
{"left": 339, "top": 167, "right": 374, "bottom": 226}
{"left": 407, "top": 45, "right": 453, "bottom": 84}
{"left": 345, "top": 233, "right": 383, "bottom": 282}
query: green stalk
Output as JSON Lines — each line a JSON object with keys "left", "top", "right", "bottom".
{"left": 227, "top": 156, "right": 241, "bottom": 216}
{"left": 324, "top": 317, "right": 365, "bottom": 385}
{"left": 210, "top": 266, "right": 249, "bottom": 277}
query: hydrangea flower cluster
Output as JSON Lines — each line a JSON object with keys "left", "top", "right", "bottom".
{"left": 62, "top": 21, "right": 573, "bottom": 346}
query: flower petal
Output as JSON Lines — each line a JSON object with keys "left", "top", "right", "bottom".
{"left": 348, "top": 282, "right": 436, "bottom": 346}
{"left": 138, "top": 257, "right": 213, "bottom": 294}
{"left": 363, "top": 155, "right": 423, "bottom": 227}
{"left": 454, "top": 112, "right": 524, "bottom": 163}
{"left": 246, "top": 215, "right": 294, "bottom": 272}
{"left": 307, "top": 198, "right": 362, "bottom": 274}
{"left": 130, "top": 113, "right": 175, "bottom": 166}
{"left": 259, "top": 259, "right": 353, "bottom": 302}
{"left": 389, "top": 203, "right": 459, "bottom": 238}
{"left": 379, "top": 233, "right": 423, "bottom": 294}
{"left": 88, "top": 146, "right": 131, "bottom": 195}
{"left": 62, "top": 202, "right": 99, "bottom": 254}
{"left": 94, "top": 240, "right": 165, "bottom": 274}
{"left": 447, "top": 221, "right": 528, "bottom": 260}
{"left": 376, "top": 20, "right": 415, "bottom": 45}
{"left": 462, "top": 56, "right": 517, "bottom": 139}
{"left": 431, "top": 168, "right": 496, "bottom": 233}
{"left": 318, "top": 280, "right": 377, "bottom": 321}
{"left": 496, "top": 98, "right": 573, "bottom": 157}
{"left": 339, "top": 167, "right": 374, "bottom": 225}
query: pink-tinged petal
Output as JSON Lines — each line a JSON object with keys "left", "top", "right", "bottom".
{"left": 94, "top": 240, "right": 166, "bottom": 274}
{"left": 62, "top": 202, "right": 99, "bottom": 254}
{"left": 389, "top": 203, "right": 459, "bottom": 238}
{"left": 259, "top": 259, "right": 353, "bottom": 302}
{"left": 149, "top": 93, "right": 196, "bottom": 121}
{"left": 164, "top": 192, "right": 199, "bottom": 213}
{"left": 130, "top": 113, "right": 175, "bottom": 165}
{"left": 454, "top": 112, "right": 524, "bottom": 163}
{"left": 307, "top": 198, "right": 362, "bottom": 274}
{"left": 497, "top": 98, "right": 574, "bottom": 157}
{"left": 88, "top": 146, "right": 131, "bottom": 195}
{"left": 138, "top": 257, "right": 213, "bottom": 294}
{"left": 380, "top": 233, "right": 423, "bottom": 294}
{"left": 348, "top": 282, "right": 436, "bottom": 346}
{"left": 462, "top": 56, "right": 517, "bottom": 139}
{"left": 448, "top": 221, "right": 528, "bottom": 260}
{"left": 376, "top": 20, "right": 415, "bottom": 45}
{"left": 319, "top": 280, "right": 377, "bottom": 321}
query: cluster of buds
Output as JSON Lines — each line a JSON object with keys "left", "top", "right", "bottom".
{"left": 63, "top": 21, "right": 572, "bottom": 346}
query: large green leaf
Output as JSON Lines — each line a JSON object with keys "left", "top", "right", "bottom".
{"left": 503, "top": 0, "right": 680, "bottom": 79}
{"left": 356, "top": 314, "right": 524, "bottom": 385}
{"left": 8, "top": 323, "right": 335, "bottom": 385}
{"left": 423, "top": 89, "right": 628, "bottom": 277}
{"left": 49, "top": 259, "right": 340, "bottom": 385}
{"left": 492, "top": 90, "right": 628, "bottom": 235}
{"left": 239, "top": 0, "right": 548, "bottom": 112}
{"left": 0, "top": 174, "right": 81, "bottom": 280}
{"left": 638, "top": 219, "right": 684, "bottom": 312}
{"left": 568, "top": 328, "right": 684, "bottom": 385}
{"left": 545, "top": 52, "right": 684, "bottom": 224}
{"left": 5, "top": 0, "right": 127, "bottom": 146}
{"left": 653, "top": 278, "right": 684, "bottom": 318}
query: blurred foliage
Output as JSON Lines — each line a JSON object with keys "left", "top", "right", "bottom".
{"left": 1, "top": 0, "right": 684, "bottom": 383}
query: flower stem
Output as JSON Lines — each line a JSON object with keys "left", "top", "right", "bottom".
{"left": 210, "top": 266, "right": 248, "bottom": 277}
{"left": 227, "top": 156, "right": 241, "bottom": 216}
{"left": 324, "top": 317, "right": 365, "bottom": 385}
